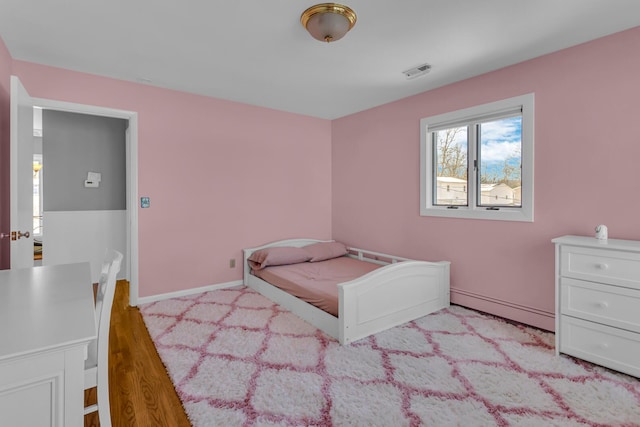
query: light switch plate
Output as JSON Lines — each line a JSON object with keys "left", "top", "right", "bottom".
{"left": 141, "top": 197, "right": 150, "bottom": 208}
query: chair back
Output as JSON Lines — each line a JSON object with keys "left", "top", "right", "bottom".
{"left": 88, "top": 250, "right": 123, "bottom": 371}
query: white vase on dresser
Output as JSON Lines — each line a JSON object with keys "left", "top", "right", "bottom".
{"left": 552, "top": 235, "right": 640, "bottom": 377}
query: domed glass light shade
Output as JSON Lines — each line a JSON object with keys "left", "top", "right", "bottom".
{"left": 301, "top": 3, "right": 357, "bottom": 43}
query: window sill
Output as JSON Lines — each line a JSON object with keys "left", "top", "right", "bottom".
{"left": 421, "top": 206, "right": 533, "bottom": 222}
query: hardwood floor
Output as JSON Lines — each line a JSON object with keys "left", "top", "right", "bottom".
{"left": 85, "top": 281, "right": 191, "bottom": 427}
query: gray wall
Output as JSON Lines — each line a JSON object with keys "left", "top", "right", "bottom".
{"left": 43, "top": 110, "right": 126, "bottom": 211}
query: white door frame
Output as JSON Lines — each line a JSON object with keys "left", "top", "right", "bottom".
{"left": 34, "top": 97, "right": 140, "bottom": 306}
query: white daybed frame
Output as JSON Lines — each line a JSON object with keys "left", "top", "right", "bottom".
{"left": 243, "top": 238, "right": 450, "bottom": 345}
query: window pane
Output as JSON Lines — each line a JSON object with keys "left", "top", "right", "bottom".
{"left": 33, "top": 155, "right": 43, "bottom": 235}
{"left": 433, "top": 126, "right": 467, "bottom": 206}
{"left": 478, "top": 116, "right": 522, "bottom": 207}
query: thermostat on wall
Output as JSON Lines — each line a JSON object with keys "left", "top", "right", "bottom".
{"left": 84, "top": 171, "right": 101, "bottom": 188}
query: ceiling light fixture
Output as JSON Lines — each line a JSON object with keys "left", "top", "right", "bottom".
{"left": 301, "top": 3, "right": 357, "bottom": 43}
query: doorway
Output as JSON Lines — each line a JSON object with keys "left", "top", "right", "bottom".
{"left": 32, "top": 97, "right": 139, "bottom": 306}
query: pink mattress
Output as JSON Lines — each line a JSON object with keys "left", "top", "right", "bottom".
{"left": 252, "top": 256, "right": 381, "bottom": 317}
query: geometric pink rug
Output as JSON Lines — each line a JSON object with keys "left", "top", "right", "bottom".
{"left": 141, "top": 286, "right": 640, "bottom": 426}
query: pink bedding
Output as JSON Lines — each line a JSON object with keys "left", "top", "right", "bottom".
{"left": 252, "top": 256, "right": 381, "bottom": 317}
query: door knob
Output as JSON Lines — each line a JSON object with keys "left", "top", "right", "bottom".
{"left": 5, "top": 231, "right": 31, "bottom": 240}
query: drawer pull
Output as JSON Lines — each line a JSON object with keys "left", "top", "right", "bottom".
{"left": 595, "top": 301, "right": 609, "bottom": 309}
{"left": 594, "top": 263, "right": 609, "bottom": 270}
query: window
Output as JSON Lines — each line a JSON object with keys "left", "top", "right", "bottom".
{"left": 420, "top": 94, "right": 534, "bottom": 221}
{"left": 33, "top": 154, "right": 43, "bottom": 236}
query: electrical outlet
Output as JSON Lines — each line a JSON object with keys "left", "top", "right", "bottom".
{"left": 229, "top": 259, "right": 236, "bottom": 268}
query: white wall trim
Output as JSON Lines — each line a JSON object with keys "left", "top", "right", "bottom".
{"left": 43, "top": 210, "right": 127, "bottom": 283}
{"left": 137, "top": 280, "right": 244, "bottom": 305}
{"left": 450, "top": 286, "right": 554, "bottom": 331}
{"left": 31, "top": 97, "right": 139, "bottom": 307}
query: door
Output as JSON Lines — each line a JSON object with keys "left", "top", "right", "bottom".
{"left": 9, "top": 76, "right": 34, "bottom": 268}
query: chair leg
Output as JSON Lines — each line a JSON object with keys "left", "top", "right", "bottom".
{"left": 97, "top": 379, "right": 112, "bottom": 426}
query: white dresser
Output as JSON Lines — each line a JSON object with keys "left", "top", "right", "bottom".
{"left": 553, "top": 235, "right": 640, "bottom": 377}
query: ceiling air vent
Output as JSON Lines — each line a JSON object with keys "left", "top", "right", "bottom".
{"left": 402, "top": 63, "right": 431, "bottom": 80}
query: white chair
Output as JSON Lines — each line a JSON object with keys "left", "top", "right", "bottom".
{"left": 84, "top": 249, "right": 123, "bottom": 427}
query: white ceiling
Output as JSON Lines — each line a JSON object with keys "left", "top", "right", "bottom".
{"left": 1, "top": 1, "right": 639, "bottom": 120}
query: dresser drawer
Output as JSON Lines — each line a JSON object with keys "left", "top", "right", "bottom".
{"left": 560, "top": 245, "right": 640, "bottom": 289}
{"left": 559, "top": 316, "right": 640, "bottom": 378}
{"left": 560, "top": 278, "right": 640, "bottom": 333}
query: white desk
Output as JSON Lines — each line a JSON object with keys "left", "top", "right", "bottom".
{"left": 0, "top": 263, "right": 96, "bottom": 427}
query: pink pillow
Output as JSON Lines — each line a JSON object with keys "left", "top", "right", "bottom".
{"left": 304, "top": 241, "right": 348, "bottom": 262}
{"left": 248, "top": 246, "right": 311, "bottom": 270}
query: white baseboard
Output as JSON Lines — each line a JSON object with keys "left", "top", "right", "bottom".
{"left": 450, "top": 286, "right": 555, "bottom": 332}
{"left": 136, "top": 280, "right": 244, "bottom": 306}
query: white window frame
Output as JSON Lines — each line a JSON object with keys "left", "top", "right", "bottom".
{"left": 420, "top": 93, "right": 534, "bottom": 222}
{"left": 33, "top": 153, "right": 44, "bottom": 236}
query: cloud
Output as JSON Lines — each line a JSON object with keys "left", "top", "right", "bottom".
{"left": 480, "top": 117, "right": 521, "bottom": 163}
{"left": 481, "top": 140, "right": 520, "bottom": 162}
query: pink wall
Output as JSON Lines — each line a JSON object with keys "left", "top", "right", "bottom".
{"left": 9, "top": 61, "right": 332, "bottom": 297}
{"left": 0, "top": 37, "right": 12, "bottom": 269}
{"left": 3, "top": 27, "right": 639, "bottom": 330}
{"left": 331, "top": 27, "right": 640, "bottom": 330}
